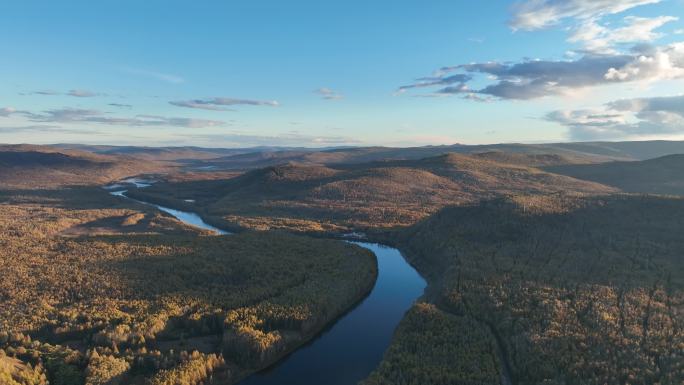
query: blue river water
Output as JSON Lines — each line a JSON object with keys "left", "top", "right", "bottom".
{"left": 240, "top": 241, "right": 425, "bottom": 385}
{"left": 108, "top": 185, "right": 425, "bottom": 385}
{"left": 108, "top": 189, "right": 228, "bottom": 235}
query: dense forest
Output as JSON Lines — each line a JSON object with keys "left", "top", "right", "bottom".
{"left": 371, "top": 193, "right": 684, "bottom": 384}
{"left": 361, "top": 302, "right": 503, "bottom": 385}
{"left": 0, "top": 188, "right": 376, "bottom": 384}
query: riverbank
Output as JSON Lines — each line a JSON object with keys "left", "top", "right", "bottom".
{"left": 109, "top": 187, "right": 425, "bottom": 385}
{"left": 369, "top": 195, "right": 684, "bottom": 384}
{"left": 0, "top": 186, "right": 379, "bottom": 385}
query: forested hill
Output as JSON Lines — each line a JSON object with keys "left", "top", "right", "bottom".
{"left": 0, "top": 145, "right": 167, "bottom": 188}
{"left": 157, "top": 142, "right": 628, "bottom": 170}
{"left": 128, "top": 152, "right": 615, "bottom": 232}
{"left": 546, "top": 154, "right": 684, "bottom": 196}
{"left": 368, "top": 194, "right": 684, "bottom": 384}
{"left": 40, "top": 140, "right": 684, "bottom": 170}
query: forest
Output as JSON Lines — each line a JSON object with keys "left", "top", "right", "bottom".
{"left": 361, "top": 302, "right": 503, "bottom": 385}
{"left": 371, "top": 193, "right": 684, "bottom": 384}
{"left": 3, "top": 143, "right": 684, "bottom": 384}
{"left": 5, "top": 0, "right": 684, "bottom": 377}
{"left": 0, "top": 187, "right": 376, "bottom": 384}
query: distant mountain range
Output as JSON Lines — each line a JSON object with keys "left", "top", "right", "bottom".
{"left": 4, "top": 140, "right": 684, "bottom": 195}
{"left": 43, "top": 140, "right": 684, "bottom": 169}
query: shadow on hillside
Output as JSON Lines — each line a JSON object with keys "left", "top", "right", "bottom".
{"left": 87, "top": 232, "right": 314, "bottom": 309}
{"left": 405, "top": 193, "right": 684, "bottom": 289}
{"left": 0, "top": 186, "right": 146, "bottom": 210}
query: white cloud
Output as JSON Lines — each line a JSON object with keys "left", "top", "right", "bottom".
{"left": 67, "top": 89, "right": 99, "bottom": 97}
{"left": 399, "top": 42, "right": 684, "bottom": 100}
{"left": 0, "top": 107, "right": 17, "bottom": 117}
{"left": 31, "top": 90, "right": 60, "bottom": 96}
{"left": 5, "top": 107, "right": 224, "bottom": 128}
{"left": 509, "top": 0, "right": 678, "bottom": 58}
{"left": 509, "top": 0, "right": 662, "bottom": 31}
{"left": 25, "top": 89, "right": 103, "bottom": 97}
{"left": 400, "top": 54, "right": 629, "bottom": 99}
{"left": 108, "top": 103, "right": 133, "bottom": 109}
{"left": 181, "top": 132, "right": 362, "bottom": 147}
{"left": 604, "top": 42, "right": 684, "bottom": 81}
{"left": 397, "top": 74, "right": 471, "bottom": 94}
{"left": 547, "top": 94, "right": 684, "bottom": 140}
{"left": 568, "top": 16, "right": 677, "bottom": 53}
{"left": 314, "top": 88, "right": 344, "bottom": 100}
{"left": 0, "top": 125, "right": 101, "bottom": 135}
{"left": 170, "top": 97, "right": 279, "bottom": 110}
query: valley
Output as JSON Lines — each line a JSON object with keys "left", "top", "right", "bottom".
{"left": 6, "top": 2, "right": 684, "bottom": 383}
{"left": 1, "top": 141, "right": 684, "bottom": 384}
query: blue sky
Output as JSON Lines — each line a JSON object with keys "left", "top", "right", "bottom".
{"left": 1, "top": 0, "right": 684, "bottom": 147}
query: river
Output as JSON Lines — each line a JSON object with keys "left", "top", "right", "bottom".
{"left": 108, "top": 185, "right": 425, "bottom": 385}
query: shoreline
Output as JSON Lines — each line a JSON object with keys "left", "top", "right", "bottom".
{"left": 109, "top": 186, "right": 390, "bottom": 385}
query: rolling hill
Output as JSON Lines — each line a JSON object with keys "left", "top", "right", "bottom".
{"left": 53, "top": 143, "right": 251, "bottom": 161}
{"left": 183, "top": 144, "right": 616, "bottom": 170}
{"left": 0, "top": 145, "right": 168, "bottom": 188}
{"left": 549, "top": 140, "right": 684, "bottom": 161}
{"left": 129, "top": 152, "right": 616, "bottom": 232}
{"left": 135, "top": 140, "right": 684, "bottom": 171}
{"left": 15, "top": 140, "right": 684, "bottom": 173}
{"left": 546, "top": 154, "right": 684, "bottom": 195}
{"left": 372, "top": 194, "right": 684, "bottom": 385}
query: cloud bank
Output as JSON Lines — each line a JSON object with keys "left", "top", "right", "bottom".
{"left": 0, "top": 125, "right": 101, "bottom": 135}
{"left": 184, "top": 132, "right": 361, "bottom": 147}
{"left": 399, "top": 43, "right": 684, "bottom": 100}
{"left": 395, "top": 0, "right": 682, "bottom": 141}
{"left": 0, "top": 107, "right": 224, "bottom": 128}
{"left": 548, "top": 94, "right": 684, "bottom": 140}
{"left": 401, "top": 0, "right": 680, "bottom": 102}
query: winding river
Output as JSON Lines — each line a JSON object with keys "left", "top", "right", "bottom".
{"left": 108, "top": 184, "right": 425, "bottom": 385}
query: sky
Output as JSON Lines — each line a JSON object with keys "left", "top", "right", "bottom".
{"left": 1, "top": 0, "right": 684, "bottom": 148}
